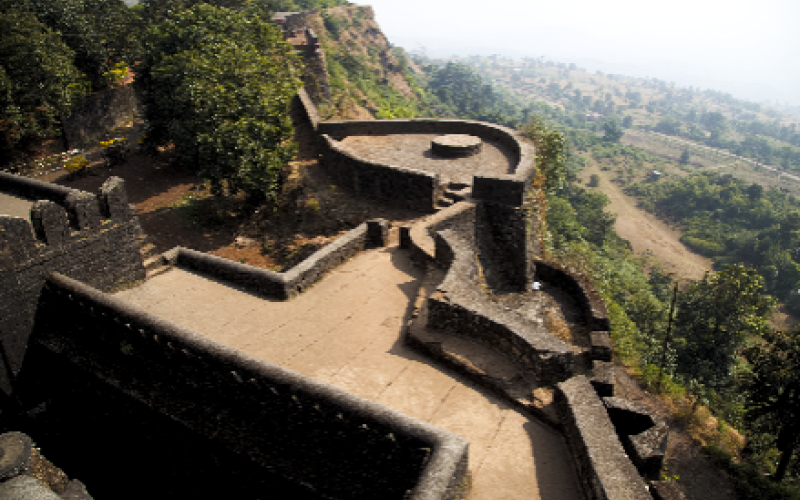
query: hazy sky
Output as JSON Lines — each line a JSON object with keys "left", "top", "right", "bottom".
{"left": 360, "top": 0, "right": 800, "bottom": 106}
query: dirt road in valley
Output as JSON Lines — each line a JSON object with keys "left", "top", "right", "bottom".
{"left": 579, "top": 162, "right": 712, "bottom": 281}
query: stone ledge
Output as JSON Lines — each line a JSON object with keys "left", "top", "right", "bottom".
{"left": 555, "top": 376, "right": 653, "bottom": 500}
{"left": 603, "top": 397, "right": 669, "bottom": 481}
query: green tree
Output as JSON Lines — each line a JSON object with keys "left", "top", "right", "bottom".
{"left": 136, "top": 4, "right": 302, "bottom": 203}
{"left": 0, "top": 7, "right": 82, "bottom": 163}
{"left": 622, "top": 115, "right": 633, "bottom": 128}
{"left": 679, "top": 149, "right": 691, "bottom": 165}
{"left": 14, "top": 0, "right": 142, "bottom": 90}
{"left": 603, "top": 118, "right": 624, "bottom": 142}
{"left": 743, "top": 328, "right": 800, "bottom": 482}
{"left": 673, "top": 265, "right": 775, "bottom": 396}
{"left": 520, "top": 115, "right": 566, "bottom": 192}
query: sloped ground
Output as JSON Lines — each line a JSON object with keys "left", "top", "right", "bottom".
{"left": 579, "top": 160, "right": 712, "bottom": 281}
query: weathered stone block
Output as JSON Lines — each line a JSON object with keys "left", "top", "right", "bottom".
{"left": 30, "top": 201, "right": 69, "bottom": 248}
{"left": 590, "top": 331, "right": 613, "bottom": 362}
{"left": 650, "top": 480, "right": 688, "bottom": 500}
{"left": 591, "top": 360, "right": 615, "bottom": 397}
{"left": 0, "top": 217, "right": 37, "bottom": 263}
{"left": 556, "top": 376, "right": 653, "bottom": 500}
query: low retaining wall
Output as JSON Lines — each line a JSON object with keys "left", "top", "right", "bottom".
{"left": 294, "top": 87, "right": 321, "bottom": 131}
{"left": 32, "top": 272, "right": 469, "bottom": 500}
{"left": 164, "top": 220, "right": 388, "bottom": 300}
{"left": 321, "top": 135, "right": 441, "bottom": 212}
{"left": 426, "top": 229, "right": 575, "bottom": 386}
{"left": 556, "top": 376, "right": 653, "bottom": 500}
{"left": 0, "top": 175, "right": 144, "bottom": 396}
{"left": 534, "top": 260, "right": 612, "bottom": 362}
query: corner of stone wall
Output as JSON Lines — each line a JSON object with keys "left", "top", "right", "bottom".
{"left": 555, "top": 376, "right": 654, "bottom": 500}
{"left": 0, "top": 175, "right": 145, "bottom": 399}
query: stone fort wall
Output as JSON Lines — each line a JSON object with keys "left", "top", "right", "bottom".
{"left": 0, "top": 171, "right": 145, "bottom": 395}
{"left": 21, "top": 271, "right": 469, "bottom": 500}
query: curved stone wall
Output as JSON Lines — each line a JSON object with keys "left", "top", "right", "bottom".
{"left": 534, "top": 260, "right": 612, "bottom": 362}
{"left": 316, "top": 118, "right": 537, "bottom": 209}
{"left": 321, "top": 135, "right": 442, "bottom": 212}
{"left": 426, "top": 228, "right": 575, "bottom": 386}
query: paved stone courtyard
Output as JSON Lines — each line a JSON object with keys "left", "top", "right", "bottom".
{"left": 338, "top": 133, "right": 516, "bottom": 185}
{"left": 116, "top": 236, "right": 584, "bottom": 500}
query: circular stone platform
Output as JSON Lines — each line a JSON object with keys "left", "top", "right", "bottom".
{"left": 431, "top": 134, "right": 482, "bottom": 158}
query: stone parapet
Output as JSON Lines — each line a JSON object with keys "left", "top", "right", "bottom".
{"left": 32, "top": 272, "right": 469, "bottom": 500}
{"left": 0, "top": 176, "right": 144, "bottom": 396}
{"left": 321, "top": 134, "right": 441, "bottom": 212}
{"left": 556, "top": 376, "right": 654, "bottom": 500}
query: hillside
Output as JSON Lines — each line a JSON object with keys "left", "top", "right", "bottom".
{"left": 429, "top": 54, "right": 800, "bottom": 193}
{"left": 308, "top": 5, "right": 427, "bottom": 120}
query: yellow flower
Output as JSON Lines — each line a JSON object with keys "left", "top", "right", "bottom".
{"left": 64, "top": 156, "right": 89, "bottom": 173}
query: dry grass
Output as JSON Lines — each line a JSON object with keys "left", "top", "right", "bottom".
{"left": 544, "top": 308, "right": 574, "bottom": 345}
{"left": 633, "top": 367, "right": 747, "bottom": 461}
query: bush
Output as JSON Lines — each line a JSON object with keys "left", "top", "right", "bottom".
{"left": 681, "top": 235, "right": 724, "bottom": 256}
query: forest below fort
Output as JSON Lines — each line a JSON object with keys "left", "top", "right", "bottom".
{"left": 2, "top": 0, "right": 800, "bottom": 498}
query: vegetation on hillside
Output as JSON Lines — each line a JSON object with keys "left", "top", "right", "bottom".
{"left": 628, "top": 172, "right": 800, "bottom": 315}
{"left": 0, "top": 7, "right": 84, "bottom": 164}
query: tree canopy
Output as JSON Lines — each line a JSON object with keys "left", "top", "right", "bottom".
{"left": 744, "top": 328, "right": 800, "bottom": 482}
{"left": 136, "top": 4, "right": 302, "bottom": 203}
{"left": 0, "top": 7, "right": 83, "bottom": 163}
{"left": 12, "top": 0, "right": 142, "bottom": 90}
{"left": 673, "top": 265, "right": 775, "bottom": 395}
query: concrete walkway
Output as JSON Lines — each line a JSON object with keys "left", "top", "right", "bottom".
{"left": 116, "top": 241, "right": 583, "bottom": 500}
{"left": 0, "top": 192, "right": 34, "bottom": 219}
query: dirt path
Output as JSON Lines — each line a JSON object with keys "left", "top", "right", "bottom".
{"left": 579, "top": 162, "right": 712, "bottom": 281}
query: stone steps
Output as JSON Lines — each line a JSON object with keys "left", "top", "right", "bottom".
{"left": 435, "top": 182, "right": 472, "bottom": 210}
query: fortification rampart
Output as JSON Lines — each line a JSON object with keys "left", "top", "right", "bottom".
{"left": 279, "top": 10, "right": 332, "bottom": 103}
{"left": 427, "top": 229, "right": 575, "bottom": 386}
{"left": 320, "top": 135, "right": 442, "bottom": 212}
{"left": 316, "top": 119, "right": 536, "bottom": 206}
{"left": 162, "top": 219, "right": 389, "bottom": 300}
{"left": 29, "top": 272, "right": 469, "bottom": 500}
{"left": 0, "top": 173, "right": 145, "bottom": 395}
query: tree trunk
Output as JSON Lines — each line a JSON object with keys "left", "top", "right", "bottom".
{"left": 774, "top": 445, "right": 794, "bottom": 483}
